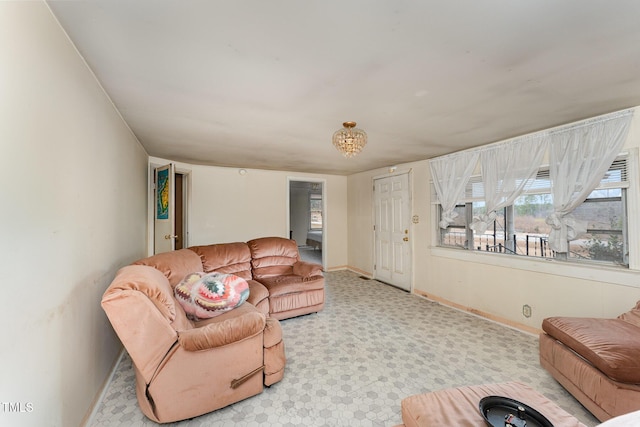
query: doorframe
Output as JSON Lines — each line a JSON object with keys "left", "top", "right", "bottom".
{"left": 286, "top": 176, "right": 327, "bottom": 269}
{"left": 147, "top": 160, "right": 192, "bottom": 256}
{"left": 371, "top": 169, "right": 414, "bottom": 291}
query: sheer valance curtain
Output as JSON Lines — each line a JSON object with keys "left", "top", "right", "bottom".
{"left": 429, "top": 150, "right": 479, "bottom": 229}
{"left": 430, "top": 108, "right": 634, "bottom": 253}
{"left": 545, "top": 110, "right": 633, "bottom": 252}
{"left": 469, "top": 136, "right": 547, "bottom": 234}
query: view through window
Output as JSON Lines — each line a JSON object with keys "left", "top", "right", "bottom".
{"left": 437, "top": 158, "right": 629, "bottom": 266}
{"left": 310, "top": 193, "right": 323, "bottom": 230}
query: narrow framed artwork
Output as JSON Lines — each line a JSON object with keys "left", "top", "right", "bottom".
{"left": 156, "top": 166, "right": 170, "bottom": 220}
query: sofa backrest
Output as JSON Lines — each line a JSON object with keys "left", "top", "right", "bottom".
{"left": 133, "top": 248, "right": 203, "bottom": 287}
{"left": 102, "top": 265, "right": 193, "bottom": 384}
{"left": 188, "top": 242, "right": 253, "bottom": 280}
{"left": 618, "top": 300, "right": 640, "bottom": 328}
{"left": 247, "top": 237, "right": 299, "bottom": 279}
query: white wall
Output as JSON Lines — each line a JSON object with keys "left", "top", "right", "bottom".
{"left": 150, "top": 158, "right": 348, "bottom": 270}
{"left": 0, "top": 3, "right": 148, "bottom": 426}
{"left": 348, "top": 109, "right": 640, "bottom": 329}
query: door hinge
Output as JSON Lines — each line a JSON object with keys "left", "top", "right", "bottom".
{"left": 374, "top": 264, "right": 376, "bottom": 270}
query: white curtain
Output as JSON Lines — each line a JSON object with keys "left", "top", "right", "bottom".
{"left": 545, "top": 110, "right": 633, "bottom": 253}
{"left": 470, "top": 136, "right": 547, "bottom": 234}
{"left": 430, "top": 150, "right": 479, "bottom": 229}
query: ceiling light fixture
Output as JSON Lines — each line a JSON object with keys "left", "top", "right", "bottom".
{"left": 332, "top": 121, "right": 367, "bottom": 158}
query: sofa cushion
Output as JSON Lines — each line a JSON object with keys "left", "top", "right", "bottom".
{"left": 178, "top": 303, "right": 265, "bottom": 351}
{"left": 400, "top": 382, "right": 585, "bottom": 427}
{"left": 246, "top": 279, "right": 269, "bottom": 307}
{"left": 188, "top": 243, "right": 253, "bottom": 280}
{"left": 133, "top": 249, "right": 203, "bottom": 287}
{"left": 292, "top": 260, "right": 323, "bottom": 278}
{"left": 542, "top": 316, "right": 640, "bottom": 383}
{"left": 175, "top": 272, "right": 250, "bottom": 320}
{"left": 247, "top": 237, "right": 299, "bottom": 279}
{"left": 618, "top": 301, "right": 640, "bottom": 328}
{"left": 257, "top": 274, "right": 325, "bottom": 297}
{"left": 106, "top": 265, "right": 177, "bottom": 322}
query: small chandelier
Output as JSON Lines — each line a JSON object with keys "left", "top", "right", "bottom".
{"left": 332, "top": 121, "right": 367, "bottom": 158}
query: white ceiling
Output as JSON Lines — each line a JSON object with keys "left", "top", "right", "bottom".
{"left": 48, "top": 1, "right": 640, "bottom": 175}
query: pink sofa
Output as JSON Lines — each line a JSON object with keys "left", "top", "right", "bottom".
{"left": 247, "top": 237, "right": 325, "bottom": 320}
{"left": 539, "top": 301, "right": 640, "bottom": 422}
{"left": 101, "top": 237, "right": 324, "bottom": 423}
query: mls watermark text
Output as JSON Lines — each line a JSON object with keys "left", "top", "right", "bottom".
{"left": 1, "top": 402, "right": 34, "bottom": 413}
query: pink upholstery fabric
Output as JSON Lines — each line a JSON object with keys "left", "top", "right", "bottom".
{"left": 247, "top": 237, "right": 325, "bottom": 320}
{"left": 102, "top": 245, "right": 287, "bottom": 423}
{"left": 142, "top": 334, "right": 265, "bottom": 423}
{"left": 133, "top": 249, "right": 203, "bottom": 287}
{"left": 617, "top": 301, "right": 640, "bottom": 328}
{"left": 189, "top": 243, "right": 253, "bottom": 280}
{"left": 540, "top": 332, "right": 640, "bottom": 422}
{"left": 400, "top": 382, "right": 585, "bottom": 427}
{"left": 257, "top": 275, "right": 324, "bottom": 297}
{"left": 264, "top": 317, "right": 285, "bottom": 386}
{"left": 107, "top": 265, "right": 177, "bottom": 321}
{"left": 246, "top": 279, "right": 269, "bottom": 316}
{"left": 540, "top": 301, "right": 640, "bottom": 421}
{"left": 180, "top": 304, "right": 265, "bottom": 351}
{"left": 247, "top": 237, "right": 299, "bottom": 279}
{"left": 542, "top": 317, "right": 640, "bottom": 383}
{"left": 293, "top": 260, "right": 323, "bottom": 278}
{"left": 269, "top": 300, "right": 325, "bottom": 321}
{"left": 102, "top": 266, "right": 182, "bottom": 384}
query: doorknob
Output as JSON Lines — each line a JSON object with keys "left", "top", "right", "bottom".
{"left": 164, "top": 234, "right": 178, "bottom": 240}
{"left": 403, "top": 237, "right": 409, "bottom": 242}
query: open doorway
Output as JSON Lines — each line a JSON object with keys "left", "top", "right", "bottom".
{"left": 149, "top": 163, "right": 190, "bottom": 255}
{"left": 174, "top": 172, "right": 186, "bottom": 250}
{"left": 289, "top": 180, "right": 324, "bottom": 266}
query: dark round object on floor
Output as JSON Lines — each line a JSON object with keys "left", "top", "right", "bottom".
{"left": 479, "top": 395, "right": 554, "bottom": 427}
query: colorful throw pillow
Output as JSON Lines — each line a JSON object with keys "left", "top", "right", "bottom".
{"left": 175, "top": 272, "right": 250, "bottom": 320}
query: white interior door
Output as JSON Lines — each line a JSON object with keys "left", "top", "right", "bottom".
{"left": 154, "top": 163, "right": 175, "bottom": 254}
{"left": 374, "top": 173, "right": 412, "bottom": 291}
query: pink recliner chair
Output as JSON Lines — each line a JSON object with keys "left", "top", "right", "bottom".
{"left": 247, "top": 237, "right": 325, "bottom": 320}
{"left": 102, "top": 248, "right": 285, "bottom": 423}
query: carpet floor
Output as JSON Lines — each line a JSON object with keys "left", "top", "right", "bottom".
{"left": 90, "top": 270, "right": 599, "bottom": 426}
{"left": 298, "top": 246, "right": 322, "bottom": 265}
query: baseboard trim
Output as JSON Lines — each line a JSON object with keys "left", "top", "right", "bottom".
{"left": 413, "top": 289, "right": 542, "bottom": 336}
{"left": 328, "top": 269, "right": 539, "bottom": 335}
{"left": 346, "top": 266, "right": 373, "bottom": 278}
{"left": 82, "top": 347, "right": 125, "bottom": 427}
{"left": 324, "top": 265, "right": 374, "bottom": 278}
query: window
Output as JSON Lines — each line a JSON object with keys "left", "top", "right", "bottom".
{"left": 309, "top": 193, "right": 323, "bottom": 230}
{"left": 437, "top": 156, "right": 630, "bottom": 267}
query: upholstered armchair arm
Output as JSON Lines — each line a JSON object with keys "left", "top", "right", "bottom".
{"left": 178, "top": 309, "right": 266, "bottom": 351}
{"left": 293, "top": 260, "right": 323, "bottom": 279}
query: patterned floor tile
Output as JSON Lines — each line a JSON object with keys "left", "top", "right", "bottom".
{"left": 90, "top": 270, "right": 599, "bottom": 426}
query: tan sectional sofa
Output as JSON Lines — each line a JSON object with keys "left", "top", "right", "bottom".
{"left": 539, "top": 301, "right": 640, "bottom": 422}
{"left": 101, "top": 237, "right": 324, "bottom": 423}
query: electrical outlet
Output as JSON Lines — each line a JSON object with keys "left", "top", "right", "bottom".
{"left": 522, "top": 304, "right": 532, "bottom": 318}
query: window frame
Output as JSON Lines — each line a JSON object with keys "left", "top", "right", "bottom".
{"left": 434, "top": 154, "right": 632, "bottom": 268}
{"left": 309, "top": 192, "right": 323, "bottom": 231}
